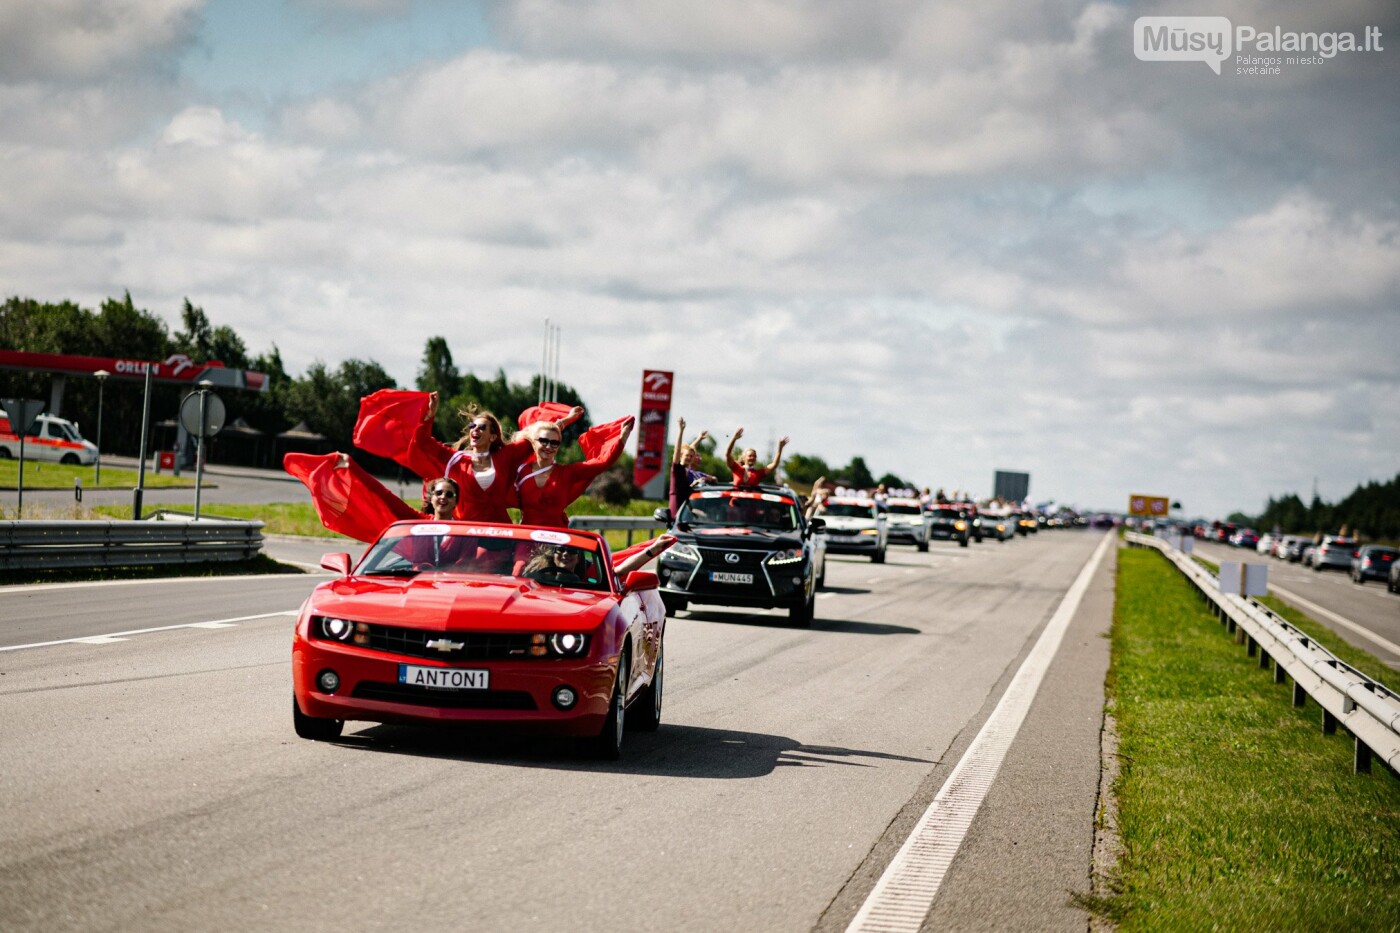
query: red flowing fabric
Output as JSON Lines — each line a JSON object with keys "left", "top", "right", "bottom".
{"left": 284, "top": 452, "right": 420, "bottom": 543}
{"left": 730, "top": 465, "right": 772, "bottom": 486}
{"left": 516, "top": 401, "right": 574, "bottom": 429}
{"left": 353, "top": 389, "right": 432, "bottom": 459}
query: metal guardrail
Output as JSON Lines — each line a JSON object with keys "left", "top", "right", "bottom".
{"left": 567, "top": 514, "right": 662, "bottom": 547}
{"left": 0, "top": 511, "right": 265, "bottom": 571}
{"left": 1125, "top": 531, "right": 1400, "bottom": 774}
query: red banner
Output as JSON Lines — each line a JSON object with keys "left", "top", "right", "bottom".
{"left": 633, "top": 370, "right": 673, "bottom": 491}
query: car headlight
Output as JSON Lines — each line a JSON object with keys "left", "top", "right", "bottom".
{"left": 666, "top": 543, "right": 701, "bottom": 563}
{"left": 954, "top": 521, "right": 967, "bottom": 531}
{"left": 859, "top": 528, "right": 880, "bottom": 535}
{"left": 547, "top": 633, "right": 590, "bottom": 657}
{"left": 314, "top": 615, "right": 367, "bottom": 644}
{"left": 767, "top": 548, "right": 803, "bottom": 565}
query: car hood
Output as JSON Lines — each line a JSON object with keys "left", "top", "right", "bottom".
{"left": 677, "top": 527, "right": 804, "bottom": 549}
{"left": 821, "top": 517, "right": 879, "bottom": 531}
{"left": 309, "top": 576, "right": 614, "bottom": 631}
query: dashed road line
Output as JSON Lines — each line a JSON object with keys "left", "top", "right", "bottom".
{"left": 0, "top": 611, "right": 298, "bottom": 653}
{"left": 1269, "top": 584, "right": 1400, "bottom": 659}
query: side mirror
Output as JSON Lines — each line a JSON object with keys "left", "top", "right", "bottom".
{"left": 809, "top": 518, "right": 826, "bottom": 534}
{"left": 320, "top": 552, "right": 352, "bottom": 577}
{"left": 623, "top": 570, "right": 660, "bottom": 594}
{"left": 653, "top": 507, "right": 673, "bottom": 525}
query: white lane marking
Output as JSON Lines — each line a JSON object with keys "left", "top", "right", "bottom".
{"left": 0, "top": 573, "right": 309, "bottom": 595}
{"left": 1268, "top": 584, "right": 1400, "bottom": 658}
{"left": 0, "top": 611, "right": 297, "bottom": 653}
{"left": 846, "top": 532, "right": 1114, "bottom": 933}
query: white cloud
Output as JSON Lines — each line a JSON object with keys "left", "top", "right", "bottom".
{"left": 0, "top": 0, "right": 202, "bottom": 82}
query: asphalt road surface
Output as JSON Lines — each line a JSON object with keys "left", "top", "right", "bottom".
{"left": 0, "top": 529, "right": 1115, "bottom": 933}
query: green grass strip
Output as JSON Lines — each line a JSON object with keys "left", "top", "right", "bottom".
{"left": 1106, "top": 547, "right": 1400, "bottom": 930}
{"left": 0, "top": 459, "right": 193, "bottom": 493}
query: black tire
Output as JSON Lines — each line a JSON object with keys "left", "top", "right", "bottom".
{"left": 587, "top": 651, "right": 628, "bottom": 760}
{"left": 916, "top": 540, "right": 929, "bottom": 552}
{"left": 0, "top": 447, "right": 12, "bottom": 459}
{"left": 789, "top": 592, "right": 814, "bottom": 627}
{"left": 61, "top": 453, "right": 80, "bottom": 465}
{"left": 660, "top": 594, "right": 688, "bottom": 615}
{"left": 817, "top": 562, "right": 826, "bottom": 590}
{"left": 872, "top": 547, "right": 886, "bottom": 564}
{"left": 959, "top": 537, "right": 969, "bottom": 548}
{"left": 293, "top": 695, "right": 343, "bottom": 741}
{"left": 632, "top": 649, "right": 663, "bottom": 732}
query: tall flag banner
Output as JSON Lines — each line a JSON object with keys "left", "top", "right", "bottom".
{"left": 634, "top": 370, "right": 674, "bottom": 497}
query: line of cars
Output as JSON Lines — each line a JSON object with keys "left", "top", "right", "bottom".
{"left": 1222, "top": 528, "right": 1400, "bottom": 592}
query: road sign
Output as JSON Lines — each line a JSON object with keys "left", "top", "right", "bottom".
{"left": 1128, "top": 494, "right": 1170, "bottom": 517}
{"left": 1, "top": 398, "right": 45, "bottom": 435}
{"left": 179, "top": 391, "right": 226, "bottom": 437}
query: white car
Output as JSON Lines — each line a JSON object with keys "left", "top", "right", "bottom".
{"left": 816, "top": 497, "right": 888, "bottom": 563}
{"left": 0, "top": 410, "right": 99, "bottom": 465}
{"left": 883, "top": 497, "right": 930, "bottom": 551}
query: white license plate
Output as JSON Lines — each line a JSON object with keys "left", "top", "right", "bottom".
{"left": 709, "top": 571, "right": 754, "bottom": 585}
{"left": 399, "top": 664, "right": 489, "bottom": 690}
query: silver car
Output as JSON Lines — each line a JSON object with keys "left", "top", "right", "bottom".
{"left": 1311, "top": 536, "right": 1355, "bottom": 572}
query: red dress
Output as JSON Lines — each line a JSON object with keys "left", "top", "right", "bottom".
{"left": 730, "top": 465, "right": 772, "bottom": 486}
{"left": 514, "top": 416, "right": 632, "bottom": 529}
{"left": 354, "top": 390, "right": 539, "bottom": 523}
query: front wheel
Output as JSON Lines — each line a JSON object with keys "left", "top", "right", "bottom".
{"left": 586, "top": 652, "right": 628, "bottom": 760}
{"left": 872, "top": 548, "right": 886, "bottom": 564}
{"left": 959, "top": 537, "right": 969, "bottom": 548}
{"left": 916, "top": 540, "right": 929, "bottom": 552}
{"left": 293, "top": 695, "right": 343, "bottom": 741}
{"left": 789, "top": 593, "right": 814, "bottom": 627}
{"left": 60, "top": 453, "right": 80, "bottom": 465}
{"left": 632, "top": 650, "right": 663, "bottom": 732}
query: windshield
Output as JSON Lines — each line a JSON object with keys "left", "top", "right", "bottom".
{"left": 929, "top": 508, "right": 963, "bottom": 520}
{"left": 679, "top": 492, "right": 800, "bottom": 532}
{"left": 358, "top": 533, "right": 609, "bottom": 591}
{"left": 887, "top": 504, "right": 922, "bottom": 515}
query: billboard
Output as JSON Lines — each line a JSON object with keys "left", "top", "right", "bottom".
{"left": 1128, "top": 494, "right": 1170, "bottom": 517}
{"left": 993, "top": 470, "right": 1030, "bottom": 503}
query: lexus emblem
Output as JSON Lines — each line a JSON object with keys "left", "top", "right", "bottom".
{"left": 724, "top": 552, "right": 740, "bottom": 564}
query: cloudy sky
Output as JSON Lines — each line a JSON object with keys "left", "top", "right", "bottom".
{"left": 2, "top": 0, "right": 1397, "bottom": 517}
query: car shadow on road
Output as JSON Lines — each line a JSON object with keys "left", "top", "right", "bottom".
{"left": 332, "top": 722, "right": 934, "bottom": 777}
{"left": 679, "top": 607, "right": 918, "bottom": 636}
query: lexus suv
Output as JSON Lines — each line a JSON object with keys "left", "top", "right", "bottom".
{"left": 653, "top": 484, "right": 827, "bottom": 626}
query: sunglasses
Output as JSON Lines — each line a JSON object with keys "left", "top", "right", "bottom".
{"left": 467, "top": 423, "right": 492, "bottom": 434}
{"left": 536, "top": 437, "right": 562, "bottom": 449}
{"left": 430, "top": 489, "right": 458, "bottom": 498}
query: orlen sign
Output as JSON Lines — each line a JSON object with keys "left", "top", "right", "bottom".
{"left": 633, "top": 370, "right": 673, "bottom": 492}
{"left": 0, "top": 350, "right": 267, "bottom": 391}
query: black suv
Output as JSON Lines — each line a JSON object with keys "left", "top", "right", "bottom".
{"left": 652, "top": 484, "right": 827, "bottom": 626}
{"left": 925, "top": 505, "right": 971, "bottom": 547}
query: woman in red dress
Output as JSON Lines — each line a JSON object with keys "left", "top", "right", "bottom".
{"left": 353, "top": 389, "right": 582, "bottom": 523}
{"left": 724, "top": 426, "right": 788, "bottom": 486}
{"left": 514, "top": 415, "right": 634, "bottom": 529}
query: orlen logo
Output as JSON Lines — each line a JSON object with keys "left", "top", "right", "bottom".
{"left": 1135, "top": 17, "right": 1231, "bottom": 74}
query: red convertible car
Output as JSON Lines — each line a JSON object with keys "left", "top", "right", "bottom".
{"left": 292, "top": 521, "right": 667, "bottom": 758}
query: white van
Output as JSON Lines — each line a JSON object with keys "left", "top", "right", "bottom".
{"left": 0, "top": 409, "right": 99, "bottom": 465}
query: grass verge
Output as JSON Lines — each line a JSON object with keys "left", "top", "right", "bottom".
{"left": 0, "top": 459, "right": 193, "bottom": 494}
{"left": 1104, "top": 546, "right": 1400, "bottom": 930}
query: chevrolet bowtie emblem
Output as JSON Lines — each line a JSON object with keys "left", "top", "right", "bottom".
{"left": 426, "top": 638, "right": 465, "bottom": 652}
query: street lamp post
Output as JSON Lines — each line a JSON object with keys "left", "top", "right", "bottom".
{"left": 93, "top": 369, "right": 109, "bottom": 486}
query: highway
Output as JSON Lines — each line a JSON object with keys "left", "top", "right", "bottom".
{"left": 1, "top": 530, "right": 1114, "bottom": 933}
{"left": 1192, "top": 539, "right": 1400, "bottom": 668}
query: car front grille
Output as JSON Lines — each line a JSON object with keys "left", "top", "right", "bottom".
{"left": 352, "top": 682, "right": 538, "bottom": 710}
{"left": 320, "top": 623, "right": 539, "bottom": 661}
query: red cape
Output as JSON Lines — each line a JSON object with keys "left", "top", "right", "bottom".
{"left": 284, "top": 452, "right": 421, "bottom": 543}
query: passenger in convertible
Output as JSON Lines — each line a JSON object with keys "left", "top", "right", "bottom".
{"left": 353, "top": 389, "right": 584, "bottom": 524}
{"left": 514, "top": 414, "right": 634, "bottom": 530}
{"left": 724, "top": 426, "right": 788, "bottom": 487}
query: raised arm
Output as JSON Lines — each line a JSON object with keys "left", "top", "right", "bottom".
{"left": 672, "top": 416, "right": 688, "bottom": 466}
{"left": 764, "top": 435, "right": 789, "bottom": 473}
{"left": 724, "top": 427, "right": 743, "bottom": 472}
